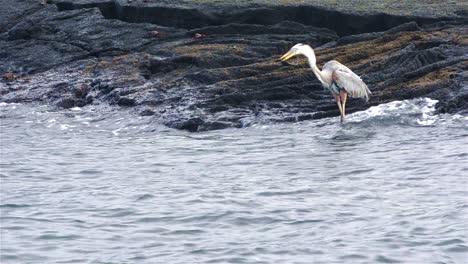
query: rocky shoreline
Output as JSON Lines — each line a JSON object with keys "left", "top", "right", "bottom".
{"left": 1, "top": 0, "right": 467, "bottom": 131}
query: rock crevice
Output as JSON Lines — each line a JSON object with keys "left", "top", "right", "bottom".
{"left": 53, "top": 0, "right": 460, "bottom": 36}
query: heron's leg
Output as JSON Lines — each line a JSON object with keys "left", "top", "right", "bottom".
{"left": 340, "top": 90, "right": 348, "bottom": 122}
{"left": 335, "top": 95, "right": 344, "bottom": 123}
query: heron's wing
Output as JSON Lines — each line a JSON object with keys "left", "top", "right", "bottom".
{"left": 325, "top": 60, "right": 371, "bottom": 100}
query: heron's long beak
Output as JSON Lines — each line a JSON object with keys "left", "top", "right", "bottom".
{"left": 280, "top": 50, "right": 296, "bottom": 62}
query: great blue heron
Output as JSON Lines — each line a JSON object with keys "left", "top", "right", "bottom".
{"left": 280, "top": 43, "right": 371, "bottom": 123}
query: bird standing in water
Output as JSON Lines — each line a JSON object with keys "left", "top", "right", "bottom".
{"left": 280, "top": 43, "right": 371, "bottom": 123}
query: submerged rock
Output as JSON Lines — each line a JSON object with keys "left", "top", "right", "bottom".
{"left": 1, "top": 0, "right": 467, "bottom": 131}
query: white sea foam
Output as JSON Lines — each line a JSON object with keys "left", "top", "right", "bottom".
{"left": 60, "top": 124, "right": 76, "bottom": 130}
{"left": 347, "top": 97, "right": 440, "bottom": 126}
{"left": 0, "top": 102, "right": 20, "bottom": 109}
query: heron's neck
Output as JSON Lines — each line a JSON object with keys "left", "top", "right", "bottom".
{"left": 305, "top": 53, "right": 326, "bottom": 85}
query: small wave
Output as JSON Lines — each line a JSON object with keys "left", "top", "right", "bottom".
{"left": 78, "top": 169, "right": 103, "bottom": 175}
{"left": 135, "top": 194, "right": 155, "bottom": 201}
{"left": 0, "top": 254, "right": 19, "bottom": 261}
{"left": 60, "top": 124, "right": 75, "bottom": 130}
{"left": 163, "top": 229, "right": 206, "bottom": 235}
{"left": 230, "top": 216, "right": 283, "bottom": 226}
{"left": 375, "top": 255, "right": 402, "bottom": 263}
{"left": 137, "top": 216, "right": 176, "bottom": 223}
{"left": 340, "top": 254, "right": 368, "bottom": 260}
{"left": 287, "top": 219, "right": 324, "bottom": 225}
{"left": 346, "top": 97, "right": 440, "bottom": 126}
{"left": 1, "top": 216, "right": 53, "bottom": 223}
{"left": 179, "top": 211, "right": 235, "bottom": 223}
{"left": 36, "top": 234, "right": 81, "bottom": 240}
{"left": 0, "top": 102, "right": 21, "bottom": 108}
{"left": 204, "top": 257, "right": 250, "bottom": 263}
{"left": 0, "top": 203, "right": 31, "bottom": 208}
{"left": 92, "top": 207, "right": 137, "bottom": 218}
{"left": 446, "top": 244, "right": 468, "bottom": 252}
{"left": 256, "top": 188, "right": 314, "bottom": 196}
{"left": 337, "top": 168, "right": 374, "bottom": 175}
{"left": 435, "top": 238, "right": 465, "bottom": 246}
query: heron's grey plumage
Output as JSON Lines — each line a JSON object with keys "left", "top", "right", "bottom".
{"left": 323, "top": 60, "right": 371, "bottom": 101}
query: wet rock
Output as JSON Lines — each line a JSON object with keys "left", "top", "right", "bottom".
{"left": 330, "top": 21, "right": 421, "bottom": 47}
{"left": 3, "top": 72, "right": 15, "bottom": 82}
{"left": 96, "top": 83, "right": 113, "bottom": 94}
{"left": 56, "top": 97, "right": 86, "bottom": 108}
{"left": 0, "top": 0, "right": 43, "bottom": 33}
{"left": 0, "top": 4, "right": 157, "bottom": 75}
{"left": 168, "top": 117, "right": 205, "bottom": 132}
{"left": 73, "top": 84, "right": 89, "bottom": 98}
{"left": 118, "top": 97, "right": 136, "bottom": 106}
{"left": 199, "top": 121, "right": 233, "bottom": 131}
{"left": 139, "top": 108, "right": 156, "bottom": 116}
{"left": 105, "top": 90, "right": 120, "bottom": 105}
{"left": 0, "top": 39, "right": 89, "bottom": 75}
{"left": 437, "top": 93, "right": 468, "bottom": 114}
{"left": 56, "top": 98, "right": 75, "bottom": 109}
{"left": 0, "top": 0, "right": 467, "bottom": 131}
{"left": 85, "top": 95, "right": 94, "bottom": 104}
{"left": 436, "top": 72, "right": 468, "bottom": 114}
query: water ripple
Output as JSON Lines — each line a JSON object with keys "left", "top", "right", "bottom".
{"left": 256, "top": 188, "right": 315, "bottom": 197}
{"left": 0, "top": 99, "right": 467, "bottom": 263}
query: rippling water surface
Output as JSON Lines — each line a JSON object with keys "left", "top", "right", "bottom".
{"left": 1, "top": 98, "right": 467, "bottom": 263}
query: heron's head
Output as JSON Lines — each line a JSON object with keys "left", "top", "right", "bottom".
{"left": 280, "top": 43, "right": 315, "bottom": 62}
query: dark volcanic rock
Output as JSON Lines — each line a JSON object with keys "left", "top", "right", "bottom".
{"left": 436, "top": 72, "right": 468, "bottom": 114}
{"left": 0, "top": 0, "right": 467, "bottom": 131}
{"left": 118, "top": 97, "right": 136, "bottom": 106}
{"left": 0, "top": 0, "right": 43, "bottom": 33}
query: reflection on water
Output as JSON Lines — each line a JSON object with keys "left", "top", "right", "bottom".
{"left": 1, "top": 99, "right": 467, "bottom": 263}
